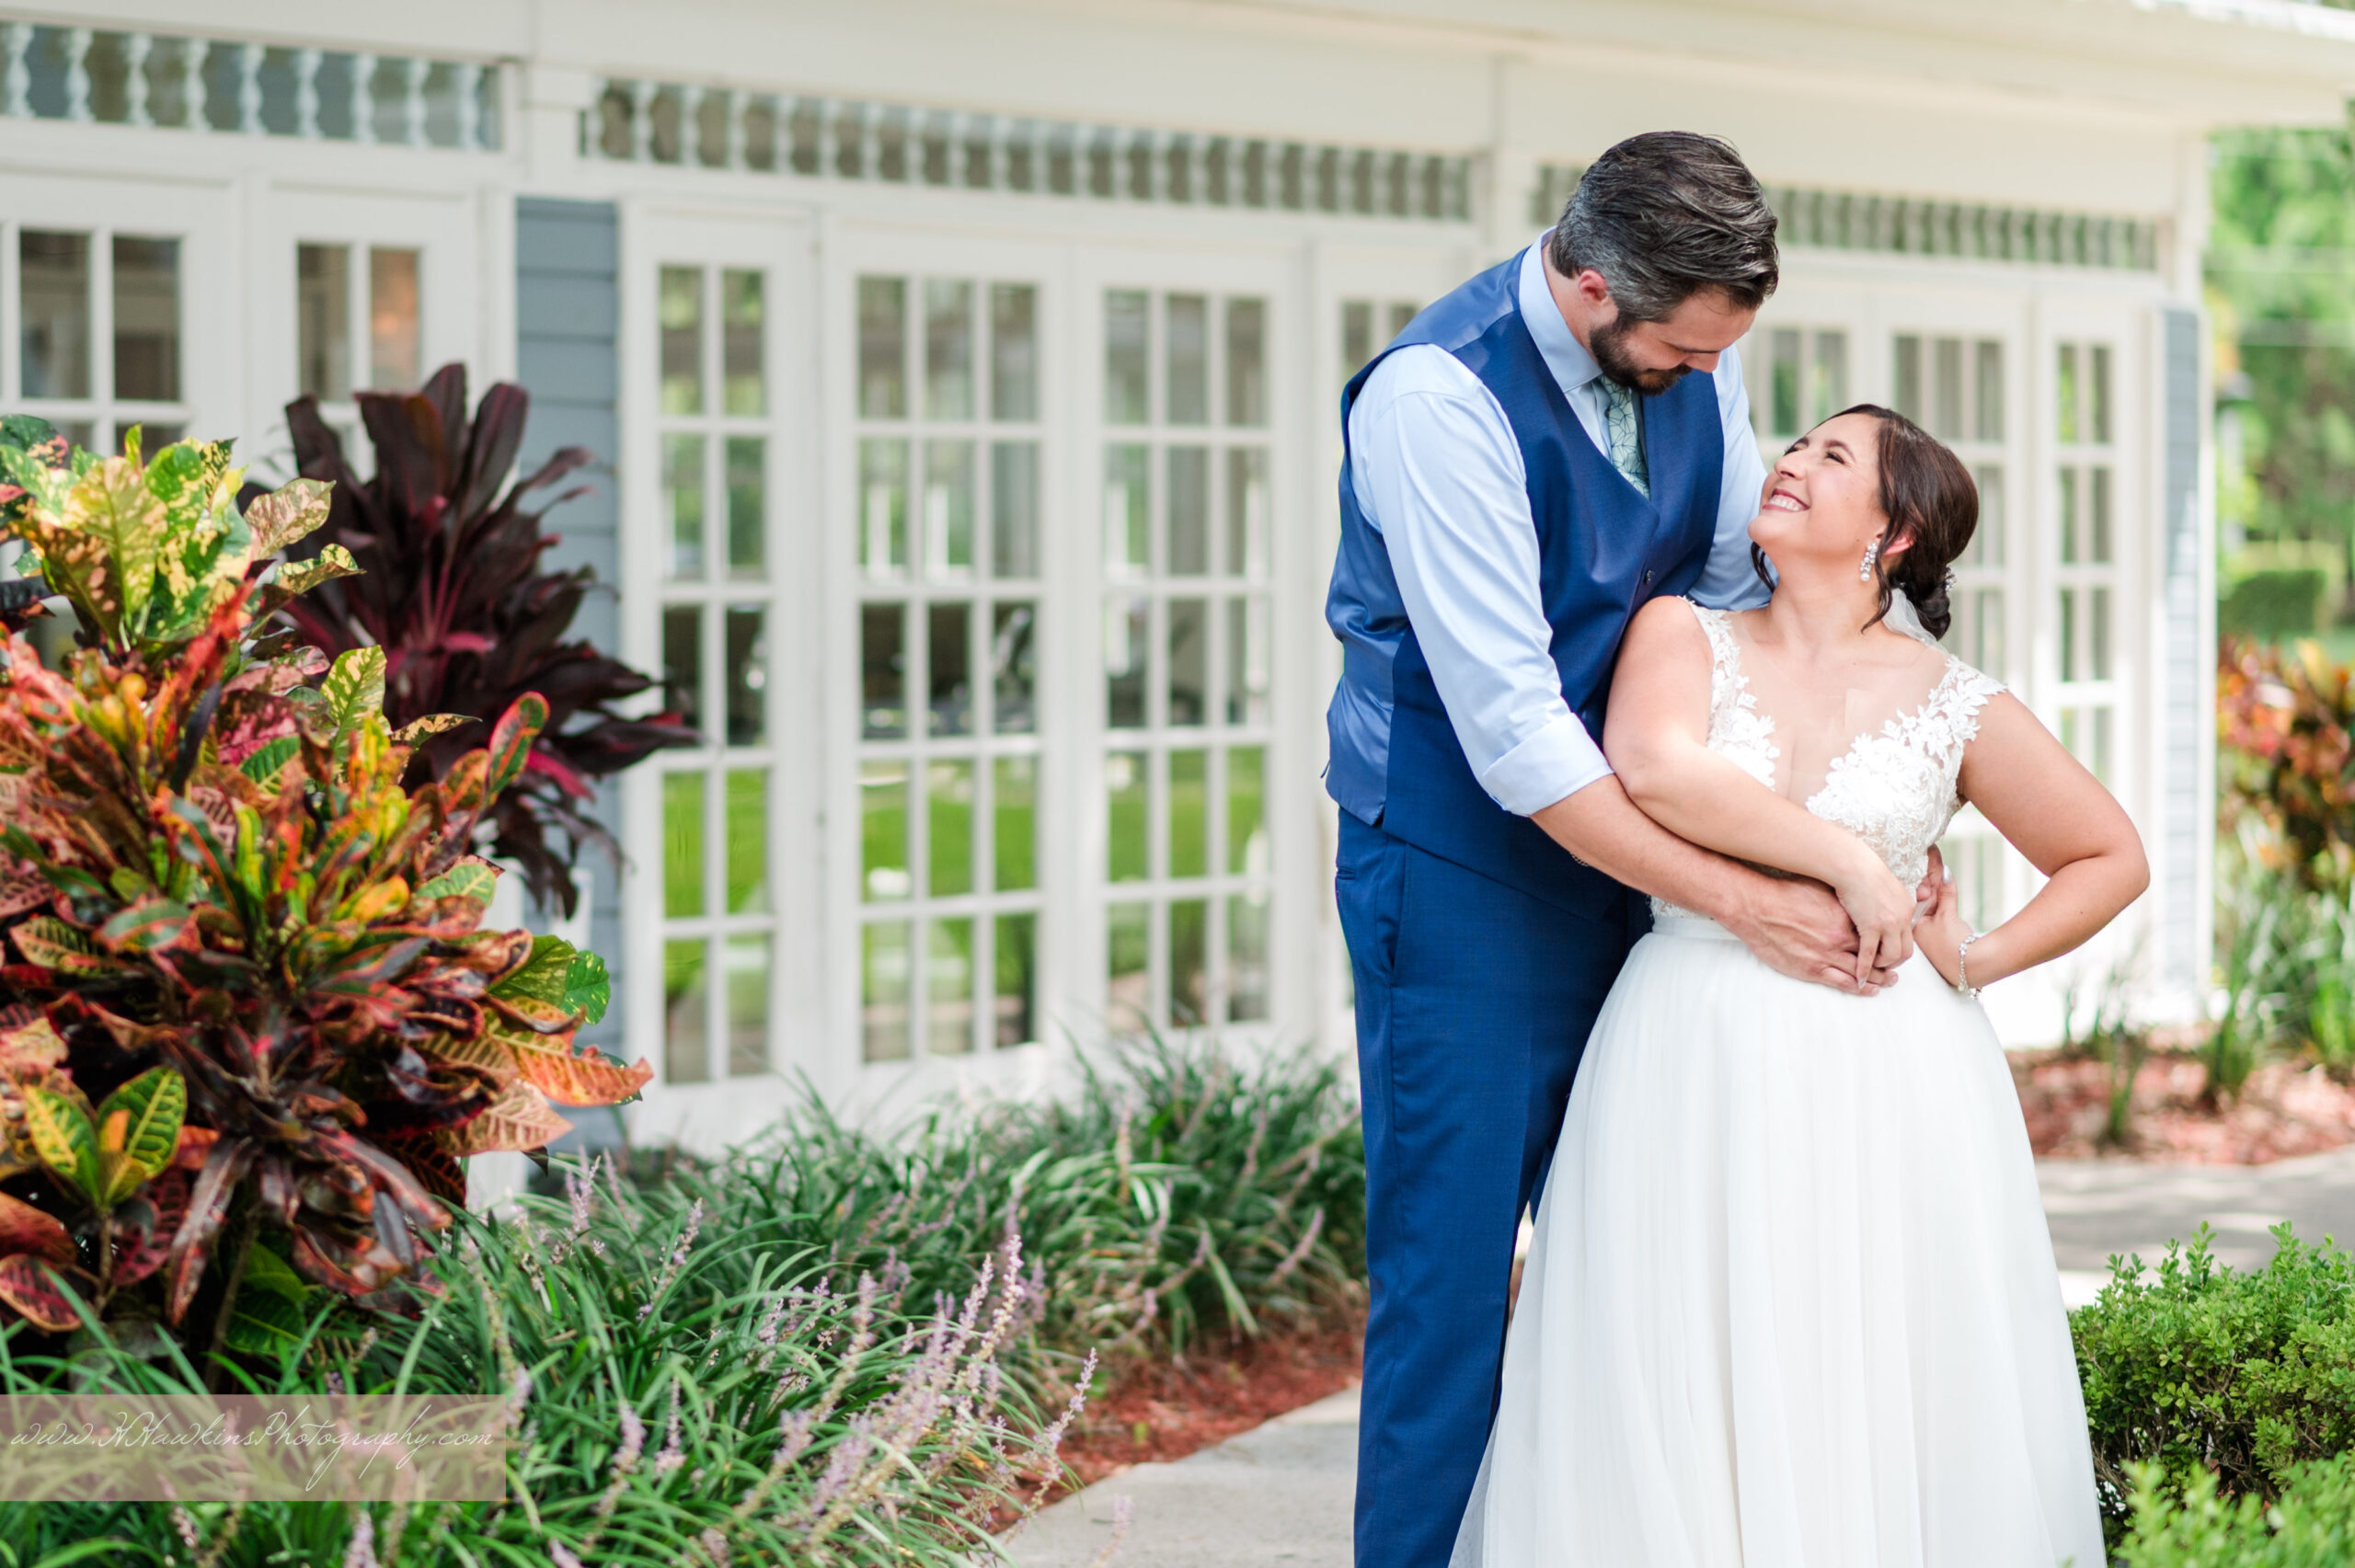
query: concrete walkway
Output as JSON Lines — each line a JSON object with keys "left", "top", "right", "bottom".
{"left": 2042, "top": 1143, "right": 2355, "bottom": 1306}
{"left": 1009, "top": 1385, "right": 1361, "bottom": 1568}
{"left": 1007, "top": 1146, "right": 2355, "bottom": 1568}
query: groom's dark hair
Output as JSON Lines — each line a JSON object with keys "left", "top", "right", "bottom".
{"left": 1549, "top": 132, "right": 1778, "bottom": 321}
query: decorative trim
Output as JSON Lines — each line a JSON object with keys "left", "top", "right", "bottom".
{"left": 1532, "top": 164, "right": 2160, "bottom": 272}
{"left": 0, "top": 17, "right": 500, "bottom": 149}
{"left": 588, "top": 80, "right": 1476, "bottom": 223}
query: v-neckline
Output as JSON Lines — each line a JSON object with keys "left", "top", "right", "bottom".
{"left": 1709, "top": 609, "right": 1962, "bottom": 810}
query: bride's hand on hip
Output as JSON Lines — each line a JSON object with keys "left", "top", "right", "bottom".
{"left": 1722, "top": 875, "right": 1902, "bottom": 995}
{"left": 1829, "top": 847, "right": 1917, "bottom": 984}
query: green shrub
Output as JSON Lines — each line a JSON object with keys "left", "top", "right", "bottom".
{"left": 2118, "top": 1454, "right": 2355, "bottom": 1566}
{"left": 2074, "top": 1226, "right": 2355, "bottom": 1528}
{"left": 2223, "top": 570, "right": 2326, "bottom": 641}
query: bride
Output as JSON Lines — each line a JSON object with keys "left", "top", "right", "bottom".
{"left": 1452, "top": 405, "right": 2144, "bottom": 1568}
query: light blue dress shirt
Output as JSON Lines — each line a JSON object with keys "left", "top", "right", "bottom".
{"left": 1346, "top": 239, "right": 1772, "bottom": 817}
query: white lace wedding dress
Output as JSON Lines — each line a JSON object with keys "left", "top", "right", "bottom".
{"left": 1451, "top": 601, "right": 2107, "bottom": 1568}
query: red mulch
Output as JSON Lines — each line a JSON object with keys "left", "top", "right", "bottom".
{"left": 994, "top": 1312, "right": 1364, "bottom": 1530}
{"left": 1055, "top": 1314, "right": 1364, "bottom": 1487}
{"left": 2014, "top": 1049, "right": 2355, "bottom": 1164}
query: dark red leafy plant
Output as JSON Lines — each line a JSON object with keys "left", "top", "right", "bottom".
{"left": 278, "top": 363, "right": 696, "bottom": 917}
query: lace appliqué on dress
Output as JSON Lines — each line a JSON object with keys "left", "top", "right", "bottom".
{"left": 1808, "top": 659, "right": 2002, "bottom": 891}
{"left": 1649, "top": 600, "right": 2004, "bottom": 925}
{"left": 1690, "top": 604, "right": 1778, "bottom": 792}
{"left": 1652, "top": 602, "right": 1779, "bottom": 923}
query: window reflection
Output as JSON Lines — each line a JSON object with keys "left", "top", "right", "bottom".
{"left": 992, "top": 441, "right": 1040, "bottom": 578}
{"left": 991, "top": 283, "right": 1038, "bottom": 421}
{"left": 112, "top": 236, "right": 179, "bottom": 403}
{"left": 863, "top": 602, "right": 907, "bottom": 739}
{"left": 661, "top": 265, "right": 704, "bottom": 416}
{"left": 859, "top": 276, "right": 907, "bottom": 418}
{"left": 21, "top": 231, "right": 90, "bottom": 399}
{"left": 369, "top": 247, "right": 420, "bottom": 390}
{"left": 298, "top": 244, "right": 351, "bottom": 402}
{"left": 725, "top": 607, "right": 767, "bottom": 746}
{"left": 661, "top": 604, "right": 703, "bottom": 732}
{"left": 993, "top": 602, "right": 1037, "bottom": 734}
{"left": 722, "top": 269, "right": 764, "bottom": 416}
{"left": 929, "top": 601, "right": 971, "bottom": 737}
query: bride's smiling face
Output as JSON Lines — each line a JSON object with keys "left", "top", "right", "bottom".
{"left": 1748, "top": 410, "right": 1905, "bottom": 580}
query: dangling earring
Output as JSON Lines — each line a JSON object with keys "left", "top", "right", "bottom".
{"left": 1858, "top": 537, "right": 1880, "bottom": 581}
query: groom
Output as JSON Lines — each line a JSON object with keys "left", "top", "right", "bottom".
{"left": 1327, "top": 132, "right": 1907, "bottom": 1567}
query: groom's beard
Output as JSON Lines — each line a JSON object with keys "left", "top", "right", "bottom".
{"left": 1591, "top": 315, "right": 1693, "bottom": 396}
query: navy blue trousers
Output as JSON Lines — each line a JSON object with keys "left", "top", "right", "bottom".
{"left": 1336, "top": 814, "right": 1638, "bottom": 1568}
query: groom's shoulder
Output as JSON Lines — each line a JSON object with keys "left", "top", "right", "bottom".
{"left": 1355, "top": 344, "right": 1493, "bottom": 420}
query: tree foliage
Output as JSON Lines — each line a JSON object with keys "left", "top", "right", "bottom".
{"left": 2210, "top": 125, "right": 2355, "bottom": 586}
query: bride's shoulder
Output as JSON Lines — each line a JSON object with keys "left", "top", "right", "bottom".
{"left": 1927, "top": 646, "right": 2006, "bottom": 703}
{"left": 1628, "top": 593, "right": 1710, "bottom": 639}
{"left": 1618, "top": 596, "right": 1720, "bottom": 681}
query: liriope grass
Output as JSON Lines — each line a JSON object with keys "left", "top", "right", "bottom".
{"left": 671, "top": 1033, "right": 1367, "bottom": 1375}
{"left": 0, "top": 1162, "right": 1065, "bottom": 1566}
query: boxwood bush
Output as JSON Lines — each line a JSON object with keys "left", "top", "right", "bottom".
{"left": 2074, "top": 1224, "right": 2355, "bottom": 1530}
{"left": 2117, "top": 1454, "right": 2355, "bottom": 1566}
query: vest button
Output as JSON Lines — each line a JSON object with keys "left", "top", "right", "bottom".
{"left": 1642, "top": 569, "right": 1655, "bottom": 587}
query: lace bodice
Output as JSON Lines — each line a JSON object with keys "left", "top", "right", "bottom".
{"left": 1651, "top": 601, "right": 2003, "bottom": 922}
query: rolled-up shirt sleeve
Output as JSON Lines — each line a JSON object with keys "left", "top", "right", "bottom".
{"left": 1348, "top": 347, "right": 1612, "bottom": 816}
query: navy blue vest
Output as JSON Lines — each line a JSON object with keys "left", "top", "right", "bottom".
{"left": 1324, "top": 249, "right": 1726, "bottom": 919}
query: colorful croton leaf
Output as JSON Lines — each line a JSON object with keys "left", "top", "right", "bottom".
{"left": 0, "top": 420, "right": 649, "bottom": 1343}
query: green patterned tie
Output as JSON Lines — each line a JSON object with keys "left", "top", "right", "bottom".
{"left": 1601, "top": 378, "right": 1650, "bottom": 498}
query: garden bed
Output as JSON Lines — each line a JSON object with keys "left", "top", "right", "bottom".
{"left": 1056, "top": 1310, "right": 1365, "bottom": 1487}
{"left": 2014, "top": 1048, "right": 2355, "bottom": 1163}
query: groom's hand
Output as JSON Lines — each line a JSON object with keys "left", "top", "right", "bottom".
{"left": 1916, "top": 845, "right": 1946, "bottom": 918}
{"left": 1721, "top": 874, "right": 1900, "bottom": 995}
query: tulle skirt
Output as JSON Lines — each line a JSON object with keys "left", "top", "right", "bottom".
{"left": 1451, "top": 914, "right": 2107, "bottom": 1568}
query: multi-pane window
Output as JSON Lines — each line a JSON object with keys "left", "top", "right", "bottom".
{"left": 1340, "top": 299, "right": 1419, "bottom": 383}
{"left": 855, "top": 275, "right": 1045, "bottom": 1063}
{"left": 1753, "top": 325, "right": 1849, "bottom": 441}
{"left": 1101, "top": 289, "right": 1274, "bottom": 1031}
{"left": 296, "top": 242, "right": 423, "bottom": 435}
{"left": 2053, "top": 340, "right": 2118, "bottom": 783}
{"left": 656, "top": 263, "right": 778, "bottom": 1085}
{"left": 1894, "top": 334, "right": 2010, "bottom": 681}
{"left": 8, "top": 226, "right": 184, "bottom": 452}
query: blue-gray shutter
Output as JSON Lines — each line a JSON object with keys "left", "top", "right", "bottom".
{"left": 514, "top": 197, "right": 627, "bottom": 1146}
{"left": 2160, "top": 307, "right": 2203, "bottom": 995}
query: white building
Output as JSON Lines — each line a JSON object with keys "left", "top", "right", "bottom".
{"left": 3, "top": 0, "right": 2349, "bottom": 1150}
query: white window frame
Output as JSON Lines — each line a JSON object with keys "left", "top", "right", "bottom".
{"left": 619, "top": 203, "right": 818, "bottom": 1151}
{"left": 822, "top": 224, "right": 1082, "bottom": 1104}
{"left": 0, "top": 188, "right": 209, "bottom": 455}
{"left": 1074, "top": 243, "right": 1305, "bottom": 1048}
{"left": 247, "top": 187, "right": 481, "bottom": 480}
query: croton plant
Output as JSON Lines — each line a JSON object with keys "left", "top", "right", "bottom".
{"left": 0, "top": 418, "right": 649, "bottom": 1360}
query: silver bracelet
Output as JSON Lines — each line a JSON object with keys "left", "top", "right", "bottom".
{"left": 1956, "top": 932, "right": 1983, "bottom": 998}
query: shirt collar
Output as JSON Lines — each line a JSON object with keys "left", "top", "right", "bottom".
{"left": 1519, "top": 233, "right": 1606, "bottom": 400}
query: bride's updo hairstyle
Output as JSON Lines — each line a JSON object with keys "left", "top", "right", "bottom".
{"left": 1752, "top": 403, "right": 1978, "bottom": 639}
